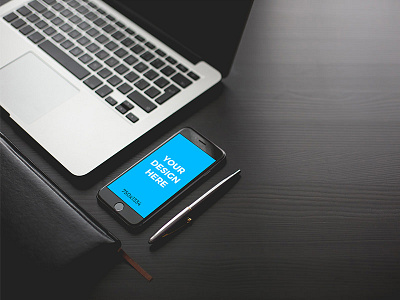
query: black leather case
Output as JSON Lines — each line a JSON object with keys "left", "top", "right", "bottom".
{"left": 0, "top": 133, "right": 122, "bottom": 299}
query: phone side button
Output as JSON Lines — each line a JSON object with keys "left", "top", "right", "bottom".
{"left": 114, "top": 202, "right": 124, "bottom": 211}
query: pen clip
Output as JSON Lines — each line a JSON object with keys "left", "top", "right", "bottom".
{"left": 162, "top": 216, "right": 193, "bottom": 238}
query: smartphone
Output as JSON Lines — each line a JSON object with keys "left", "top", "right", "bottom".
{"left": 97, "top": 128, "right": 226, "bottom": 230}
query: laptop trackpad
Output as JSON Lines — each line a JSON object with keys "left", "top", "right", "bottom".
{"left": 0, "top": 52, "right": 79, "bottom": 125}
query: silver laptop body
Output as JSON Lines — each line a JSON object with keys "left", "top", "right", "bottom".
{"left": 0, "top": 0, "right": 249, "bottom": 175}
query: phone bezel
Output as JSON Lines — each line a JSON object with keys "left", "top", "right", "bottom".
{"left": 97, "top": 127, "right": 226, "bottom": 230}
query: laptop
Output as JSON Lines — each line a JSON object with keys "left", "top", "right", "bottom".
{"left": 0, "top": 0, "right": 252, "bottom": 175}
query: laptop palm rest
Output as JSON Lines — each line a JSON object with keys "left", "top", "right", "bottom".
{"left": 0, "top": 52, "right": 78, "bottom": 125}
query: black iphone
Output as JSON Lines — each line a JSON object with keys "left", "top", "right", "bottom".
{"left": 97, "top": 128, "right": 226, "bottom": 230}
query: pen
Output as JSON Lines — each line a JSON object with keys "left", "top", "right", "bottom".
{"left": 148, "top": 169, "right": 241, "bottom": 244}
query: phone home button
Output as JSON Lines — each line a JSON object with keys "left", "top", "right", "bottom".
{"left": 114, "top": 202, "right": 124, "bottom": 211}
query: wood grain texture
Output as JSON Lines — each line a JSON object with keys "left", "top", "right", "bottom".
{"left": 1, "top": 0, "right": 400, "bottom": 299}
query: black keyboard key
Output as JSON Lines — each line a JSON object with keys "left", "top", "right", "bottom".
{"left": 121, "top": 99, "right": 136, "bottom": 110}
{"left": 145, "top": 87, "right": 161, "bottom": 99}
{"left": 20, "top": 25, "right": 34, "bottom": 35}
{"left": 69, "top": 15, "right": 81, "bottom": 24}
{"left": 166, "top": 56, "right": 177, "bottom": 65}
{"left": 115, "top": 105, "right": 127, "bottom": 114}
{"left": 68, "top": 30, "right": 81, "bottom": 39}
{"left": 115, "top": 64, "right": 129, "bottom": 75}
{"left": 36, "top": 20, "right": 48, "bottom": 29}
{"left": 87, "top": 2, "right": 97, "bottom": 9}
{"left": 27, "top": 13, "right": 40, "bottom": 23}
{"left": 141, "top": 51, "right": 155, "bottom": 61}
{"left": 28, "top": 31, "right": 45, "bottom": 43}
{"left": 51, "top": 17, "right": 63, "bottom": 25}
{"left": 155, "top": 49, "right": 166, "bottom": 57}
{"left": 78, "top": 21, "right": 90, "bottom": 30}
{"left": 87, "top": 28, "right": 99, "bottom": 37}
{"left": 105, "top": 96, "right": 117, "bottom": 106}
{"left": 187, "top": 71, "right": 200, "bottom": 80}
{"left": 77, "top": 36, "right": 90, "bottom": 45}
{"left": 79, "top": 53, "right": 92, "bottom": 64}
{"left": 60, "top": 23, "right": 72, "bottom": 32}
{"left": 69, "top": 47, "right": 83, "bottom": 56}
{"left": 60, "top": 39, "right": 74, "bottom": 49}
{"left": 97, "top": 8, "right": 106, "bottom": 15}
{"left": 29, "top": 1, "right": 46, "bottom": 13}
{"left": 42, "top": 10, "right": 56, "bottom": 20}
{"left": 76, "top": 6, "right": 89, "bottom": 15}
{"left": 123, "top": 55, "right": 138, "bottom": 65}
{"left": 88, "top": 60, "right": 102, "bottom": 71}
{"left": 44, "top": 26, "right": 56, "bottom": 35}
{"left": 98, "top": 68, "right": 112, "bottom": 78}
{"left": 105, "top": 57, "right": 119, "bottom": 67}
{"left": 145, "top": 42, "right": 155, "bottom": 49}
{"left": 96, "top": 85, "right": 113, "bottom": 97}
{"left": 43, "top": 10, "right": 55, "bottom": 19}
{"left": 95, "top": 34, "right": 109, "bottom": 44}
{"left": 52, "top": 3, "right": 64, "bottom": 11}
{"left": 117, "top": 83, "right": 133, "bottom": 94}
{"left": 171, "top": 73, "right": 192, "bottom": 88}
{"left": 111, "top": 31, "right": 125, "bottom": 40}
{"left": 127, "top": 91, "right": 156, "bottom": 113}
{"left": 150, "top": 58, "right": 165, "bottom": 69}
{"left": 126, "top": 113, "right": 139, "bottom": 123}
{"left": 121, "top": 37, "right": 134, "bottom": 47}
{"left": 125, "top": 28, "right": 135, "bottom": 35}
{"left": 154, "top": 77, "right": 169, "bottom": 88}
{"left": 177, "top": 64, "right": 188, "bottom": 72}
{"left": 124, "top": 71, "right": 139, "bottom": 82}
{"left": 115, "top": 48, "right": 128, "bottom": 58}
{"left": 161, "top": 65, "right": 176, "bottom": 76}
{"left": 103, "top": 24, "right": 115, "bottom": 33}
{"left": 95, "top": 50, "right": 109, "bottom": 60}
{"left": 116, "top": 100, "right": 133, "bottom": 113}
{"left": 86, "top": 43, "right": 100, "bottom": 53}
{"left": 135, "top": 34, "right": 145, "bottom": 42}
{"left": 131, "top": 44, "right": 144, "bottom": 54}
{"left": 52, "top": 33, "right": 65, "bottom": 42}
{"left": 105, "top": 41, "right": 118, "bottom": 50}
{"left": 106, "top": 14, "right": 115, "bottom": 21}
{"left": 84, "top": 75, "right": 102, "bottom": 89}
{"left": 134, "top": 62, "right": 148, "bottom": 73}
{"left": 4, "top": 12, "right": 18, "bottom": 22}
{"left": 93, "top": 18, "right": 106, "bottom": 27}
{"left": 144, "top": 69, "right": 158, "bottom": 80}
{"left": 39, "top": 40, "right": 90, "bottom": 79}
{"left": 115, "top": 21, "right": 125, "bottom": 28}
{"left": 61, "top": 9, "right": 73, "bottom": 17}
{"left": 155, "top": 84, "right": 180, "bottom": 104}
{"left": 12, "top": 18, "right": 26, "bottom": 29}
{"left": 69, "top": 46, "right": 83, "bottom": 56}
{"left": 68, "top": 0, "right": 80, "bottom": 8}
{"left": 134, "top": 79, "right": 149, "bottom": 90}
{"left": 42, "top": 10, "right": 54, "bottom": 19}
{"left": 43, "top": 0, "right": 55, "bottom": 4}
{"left": 85, "top": 12, "right": 97, "bottom": 21}
{"left": 17, "top": 6, "right": 32, "bottom": 16}
{"left": 107, "top": 75, "right": 122, "bottom": 86}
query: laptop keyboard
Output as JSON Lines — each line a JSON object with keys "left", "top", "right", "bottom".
{"left": 3, "top": 0, "right": 200, "bottom": 123}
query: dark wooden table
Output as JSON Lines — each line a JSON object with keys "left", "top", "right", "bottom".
{"left": 2, "top": 1, "right": 400, "bottom": 299}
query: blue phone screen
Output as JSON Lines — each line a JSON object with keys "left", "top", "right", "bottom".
{"left": 107, "top": 134, "right": 216, "bottom": 218}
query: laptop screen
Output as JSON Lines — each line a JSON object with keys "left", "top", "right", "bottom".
{"left": 103, "top": 1, "right": 253, "bottom": 77}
